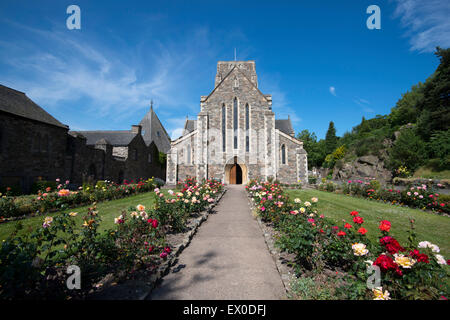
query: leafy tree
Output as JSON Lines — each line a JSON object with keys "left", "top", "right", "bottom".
{"left": 389, "top": 83, "right": 424, "bottom": 127}
{"left": 427, "top": 130, "right": 450, "bottom": 169}
{"left": 416, "top": 47, "right": 450, "bottom": 141}
{"left": 297, "top": 129, "right": 328, "bottom": 168}
{"left": 324, "top": 121, "right": 338, "bottom": 155}
{"left": 323, "top": 145, "right": 346, "bottom": 168}
{"left": 388, "top": 128, "right": 426, "bottom": 172}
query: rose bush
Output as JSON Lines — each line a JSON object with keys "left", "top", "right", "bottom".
{"left": 329, "top": 180, "right": 449, "bottom": 215}
{"left": 0, "top": 178, "right": 224, "bottom": 299}
{"left": 0, "top": 178, "right": 158, "bottom": 219}
{"left": 247, "top": 179, "right": 449, "bottom": 300}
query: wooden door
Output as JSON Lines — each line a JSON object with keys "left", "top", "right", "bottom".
{"left": 230, "top": 165, "right": 236, "bottom": 184}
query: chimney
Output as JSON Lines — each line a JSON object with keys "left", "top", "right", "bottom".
{"left": 131, "top": 125, "right": 142, "bottom": 135}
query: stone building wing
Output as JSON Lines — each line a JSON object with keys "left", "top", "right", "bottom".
{"left": 139, "top": 106, "right": 171, "bottom": 153}
{"left": 0, "top": 84, "right": 68, "bottom": 129}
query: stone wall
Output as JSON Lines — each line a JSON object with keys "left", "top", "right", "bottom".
{"left": 0, "top": 111, "right": 68, "bottom": 193}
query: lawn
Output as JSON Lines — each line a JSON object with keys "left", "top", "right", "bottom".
{"left": 286, "top": 189, "right": 450, "bottom": 258}
{"left": 0, "top": 191, "right": 163, "bottom": 241}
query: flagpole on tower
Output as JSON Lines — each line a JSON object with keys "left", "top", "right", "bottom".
{"left": 234, "top": 48, "right": 236, "bottom": 61}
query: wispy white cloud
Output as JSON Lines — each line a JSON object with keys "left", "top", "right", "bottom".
{"left": 393, "top": 0, "right": 450, "bottom": 52}
{"left": 0, "top": 20, "right": 222, "bottom": 134}
{"left": 353, "top": 97, "right": 374, "bottom": 113}
{"left": 329, "top": 86, "right": 336, "bottom": 96}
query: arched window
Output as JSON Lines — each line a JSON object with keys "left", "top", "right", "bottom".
{"left": 233, "top": 98, "right": 238, "bottom": 149}
{"left": 245, "top": 104, "right": 249, "bottom": 152}
{"left": 234, "top": 76, "right": 239, "bottom": 88}
{"left": 281, "top": 144, "right": 286, "bottom": 165}
{"left": 222, "top": 104, "right": 226, "bottom": 152}
{"left": 187, "top": 144, "right": 191, "bottom": 164}
{"left": 133, "top": 148, "right": 138, "bottom": 161}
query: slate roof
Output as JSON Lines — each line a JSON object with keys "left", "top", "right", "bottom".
{"left": 139, "top": 106, "right": 171, "bottom": 153}
{"left": 275, "top": 119, "right": 295, "bottom": 136}
{"left": 183, "top": 119, "right": 197, "bottom": 135}
{"left": 71, "top": 130, "right": 136, "bottom": 146}
{"left": 0, "top": 84, "right": 68, "bottom": 129}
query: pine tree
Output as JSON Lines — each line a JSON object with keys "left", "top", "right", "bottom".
{"left": 325, "top": 121, "right": 338, "bottom": 155}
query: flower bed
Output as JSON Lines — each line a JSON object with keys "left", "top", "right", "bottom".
{"left": 247, "top": 179, "right": 449, "bottom": 300}
{"left": 317, "top": 179, "right": 449, "bottom": 215}
{"left": 0, "top": 178, "right": 224, "bottom": 299}
{"left": 0, "top": 178, "right": 161, "bottom": 221}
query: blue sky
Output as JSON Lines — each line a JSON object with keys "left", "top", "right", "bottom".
{"left": 0, "top": 0, "right": 449, "bottom": 139}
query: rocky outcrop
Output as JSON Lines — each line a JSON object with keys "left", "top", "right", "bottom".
{"left": 332, "top": 155, "right": 392, "bottom": 183}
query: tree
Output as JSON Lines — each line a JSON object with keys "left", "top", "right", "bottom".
{"left": 325, "top": 121, "right": 338, "bottom": 155}
{"left": 416, "top": 47, "right": 450, "bottom": 141}
{"left": 297, "top": 129, "right": 327, "bottom": 168}
{"left": 388, "top": 128, "right": 426, "bottom": 172}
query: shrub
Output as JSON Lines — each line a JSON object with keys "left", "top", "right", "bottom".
{"left": 31, "top": 180, "right": 57, "bottom": 194}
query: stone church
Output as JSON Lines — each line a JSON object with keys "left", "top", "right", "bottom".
{"left": 166, "top": 60, "right": 308, "bottom": 185}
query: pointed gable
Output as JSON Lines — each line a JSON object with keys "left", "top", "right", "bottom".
{"left": 203, "top": 62, "right": 271, "bottom": 104}
{"left": 139, "top": 106, "right": 171, "bottom": 153}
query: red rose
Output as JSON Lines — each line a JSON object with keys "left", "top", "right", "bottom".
{"left": 353, "top": 216, "right": 364, "bottom": 224}
{"left": 380, "top": 236, "right": 404, "bottom": 254}
{"left": 152, "top": 219, "right": 159, "bottom": 228}
{"left": 358, "top": 227, "right": 368, "bottom": 235}
{"left": 350, "top": 211, "right": 359, "bottom": 216}
{"left": 160, "top": 252, "right": 167, "bottom": 258}
{"left": 164, "top": 247, "right": 171, "bottom": 253}
{"left": 344, "top": 223, "right": 352, "bottom": 229}
{"left": 379, "top": 220, "right": 391, "bottom": 232}
{"left": 409, "top": 249, "right": 429, "bottom": 263}
{"left": 337, "top": 230, "right": 346, "bottom": 237}
{"left": 374, "top": 254, "right": 399, "bottom": 272}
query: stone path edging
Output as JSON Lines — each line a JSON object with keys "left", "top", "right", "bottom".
{"left": 138, "top": 189, "right": 227, "bottom": 300}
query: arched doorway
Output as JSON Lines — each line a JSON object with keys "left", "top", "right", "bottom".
{"left": 225, "top": 156, "right": 247, "bottom": 185}
{"left": 229, "top": 163, "right": 242, "bottom": 184}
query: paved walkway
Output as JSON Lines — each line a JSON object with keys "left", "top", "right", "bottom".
{"left": 149, "top": 185, "right": 286, "bottom": 300}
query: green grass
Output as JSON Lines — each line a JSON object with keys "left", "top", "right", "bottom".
{"left": 286, "top": 189, "right": 450, "bottom": 258}
{"left": 413, "top": 167, "right": 450, "bottom": 179}
{"left": 0, "top": 191, "right": 162, "bottom": 241}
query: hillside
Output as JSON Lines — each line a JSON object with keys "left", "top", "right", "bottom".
{"left": 299, "top": 47, "right": 450, "bottom": 182}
